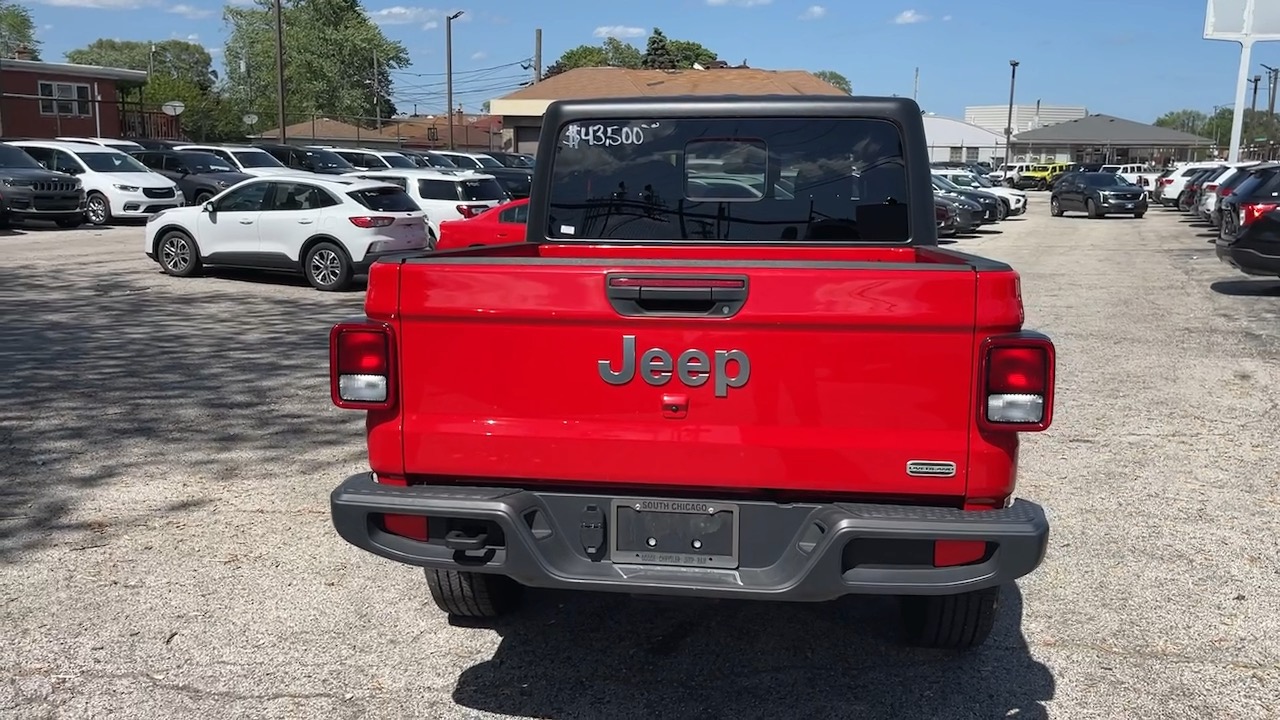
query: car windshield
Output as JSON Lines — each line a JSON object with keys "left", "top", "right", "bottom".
{"left": 933, "top": 174, "right": 963, "bottom": 190}
{"left": 426, "top": 152, "right": 457, "bottom": 168}
{"left": 77, "top": 151, "right": 149, "bottom": 172}
{"left": 547, "top": 117, "right": 911, "bottom": 242}
{"left": 458, "top": 177, "right": 508, "bottom": 200}
{"left": 232, "top": 150, "right": 285, "bottom": 168}
{"left": 1100, "top": 165, "right": 1121, "bottom": 173}
{"left": 473, "top": 155, "right": 503, "bottom": 168}
{"left": 970, "top": 174, "right": 994, "bottom": 187}
{"left": 348, "top": 186, "right": 420, "bottom": 211}
{"left": 1082, "top": 173, "right": 1130, "bottom": 187}
{"left": 382, "top": 153, "right": 416, "bottom": 169}
{"left": 0, "top": 145, "right": 44, "bottom": 169}
{"left": 178, "top": 152, "right": 236, "bottom": 173}
{"left": 300, "top": 148, "right": 353, "bottom": 170}
{"left": 946, "top": 174, "right": 980, "bottom": 188}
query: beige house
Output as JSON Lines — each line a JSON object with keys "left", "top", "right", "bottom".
{"left": 489, "top": 67, "right": 849, "bottom": 153}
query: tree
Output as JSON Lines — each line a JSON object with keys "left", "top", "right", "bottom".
{"left": 813, "top": 70, "right": 852, "bottom": 95}
{"left": 642, "top": 28, "right": 678, "bottom": 70}
{"left": 668, "top": 39, "right": 715, "bottom": 69}
{"left": 223, "top": 0, "right": 409, "bottom": 127}
{"left": 602, "top": 37, "right": 642, "bottom": 69}
{"left": 1155, "top": 106, "right": 1279, "bottom": 146}
{"left": 543, "top": 29, "right": 718, "bottom": 79}
{"left": 66, "top": 39, "right": 217, "bottom": 92}
{"left": 0, "top": 1, "right": 39, "bottom": 60}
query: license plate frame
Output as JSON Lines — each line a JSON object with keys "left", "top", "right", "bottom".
{"left": 608, "top": 498, "right": 739, "bottom": 569}
{"left": 1124, "top": 202, "right": 1134, "bottom": 209}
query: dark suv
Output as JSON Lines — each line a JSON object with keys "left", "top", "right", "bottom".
{"left": 0, "top": 142, "right": 86, "bottom": 228}
{"left": 252, "top": 143, "right": 356, "bottom": 175}
{"left": 1216, "top": 163, "right": 1280, "bottom": 277}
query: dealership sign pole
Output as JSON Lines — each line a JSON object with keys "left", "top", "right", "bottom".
{"left": 1204, "top": 0, "right": 1280, "bottom": 161}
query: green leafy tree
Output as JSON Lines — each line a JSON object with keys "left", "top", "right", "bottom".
{"left": 65, "top": 39, "right": 217, "bottom": 91}
{"left": 602, "top": 37, "right": 642, "bottom": 69}
{"left": 0, "top": 1, "right": 39, "bottom": 60}
{"left": 222, "top": 0, "right": 409, "bottom": 128}
{"left": 544, "top": 29, "right": 717, "bottom": 79}
{"left": 642, "top": 28, "right": 678, "bottom": 70}
{"left": 813, "top": 70, "right": 852, "bottom": 94}
{"left": 668, "top": 39, "right": 715, "bottom": 69}
{"left": 542, "top": 44, "right": 609, "bottom": 78}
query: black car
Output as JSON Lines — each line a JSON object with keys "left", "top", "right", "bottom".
{"left": 484, "top": 150, "right": 534, "bottom": 168}
{"left": 1208, "top": 165, "right": 1259, "bottom": 228}
{"left": 252, "top": 143, "right": 355, "bottom": 175}
{"left": 1216, "top": 163, "right": 1280, "bottom": 276}
{"left": 0, "top": 142, "right": 85, "bottom": 228}
{"left": 931, "top": 174, "right": 1001, "bottom": 222}
{"left": 437, "top": 151, "right": 533, "bottom": 199}
{"left": 129, "top": 149, "right": 254, "bottom": 204}
{"left": 1049, "top": 171, "right": 1148, "bottom": 218}
{"left": 1180, "top": 166, "right": 1224, "bottom": 212}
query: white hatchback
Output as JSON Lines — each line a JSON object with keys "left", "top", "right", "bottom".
{"left": 142, "top": 174, "right": 430, "bottom": 291}
{"left": 13, "top": 140, "right": 183, "bottom": 225}
{"left": 342, "top": 168, "right": 511, "bottom": 239}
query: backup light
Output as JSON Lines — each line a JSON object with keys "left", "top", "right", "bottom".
{"left": 330, "top": 324, "right": 395, "bottom": 409}
{"left": 979, "top": 337, "right": 1054, "bottom": 432}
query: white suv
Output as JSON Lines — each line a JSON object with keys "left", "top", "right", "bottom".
{"left": 326, "top": 147, "right": 418, "bottom": 170}
{"left": 1157, "top": 161, "right": 1223, "bottom": 207}
{"left": 343, "top": 168, "right": 510, "bottom": 238}
{"left": 143, "top": 175, "right": 430, "bottom": 291}
{"left": 14, "top": 140, "right": 182, "bottom": 225}
{"left": 57, "top": 136, "right": 145, "bottom": 152}
{"left": 173, "top": 144, "right": 296, "bottom": 177}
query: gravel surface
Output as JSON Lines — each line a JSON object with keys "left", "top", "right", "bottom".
{"left": 2, "top": 203, "right": 1278, "bottom": 719}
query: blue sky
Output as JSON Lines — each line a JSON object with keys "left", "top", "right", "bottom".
{"left": 21, "top": 0, "right": 1280, "bottom": 122}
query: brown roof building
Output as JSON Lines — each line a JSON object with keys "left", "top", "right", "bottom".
{"left": 488, "top": 66, "right": 848, "bottom": 153}
{"left": 253, "top": 111, "right": 499, "bottom": 151}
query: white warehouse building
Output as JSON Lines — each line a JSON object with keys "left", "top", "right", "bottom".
{"left": 964, "top": 103, "right": 1089, "bottom": 136}
{"left": 921, "top": 114, "right": 1007, "bottom": 165}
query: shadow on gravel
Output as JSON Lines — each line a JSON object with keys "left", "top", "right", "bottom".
{"left": 452, "top": 584, "right": 1053, "bottom": 719}
{"left": 0, "top": 263, "right": 365, "bottom": 560}
{"left": 1210, "top": 279, "right": 1280, "bottom": 297}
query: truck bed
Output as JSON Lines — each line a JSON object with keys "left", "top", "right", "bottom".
{"left": 366, "top": 243, "right": 1022, "bottom": 499}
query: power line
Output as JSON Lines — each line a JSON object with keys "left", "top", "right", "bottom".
{"left": 393, "top": 73, "right": 528, "bottom": 94}
{"left": 393, "top": 80, "right": 528, "bottom": 102}
{"left": 390, "top": 58, "right": 532, "bottom": 79}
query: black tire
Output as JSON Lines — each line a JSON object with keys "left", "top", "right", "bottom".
{"left": 85, "top": 192, "right": 111, "bottom": 226}
{"left": 899, "top": 585, "right": 1000, "bottom": 650}
{"left": 1086, "top": 198, "right": 1101, "bottom": 219}
{"left": 1134, "top": 212, "right": 1145, "bottom": 219}
{"left": 156, "top": 229, "right": 201, "bottom": 278}
{"left": 1049, "top": 196, "right": 1063, "bottom": 216}
{"left": 193, "top": 191, "right": 214, "bottom": 206}
{"left": 55, "top": 215, "right": 84, "bottom": 228}
{"left": 995, "top": 199, "right": 1009, "bottom": 221}
{"left": 303, "top": 241, "right": 353, "bottom": 291}
{"left": 1036, "top": 179, "right": 1047, "bottom": 191}
{"left": 426, "top": 569, "right": 523, "bottom": 618}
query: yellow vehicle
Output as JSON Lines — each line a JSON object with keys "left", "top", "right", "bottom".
{"left": 1019, "top": 163, "right": 1076, "bottom": 190}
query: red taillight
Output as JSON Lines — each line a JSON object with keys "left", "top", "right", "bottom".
{"left": 350, "top": 216, "right": 395, "bottom": 228}
{"left": 1242, "top": 202, "right": 1278, "bottom": 226}
{"left": 456, "top": 204, "right": 481, "bottom": 218}
{"left": 1160, "top": 177, "right": 1173, "bottom": 185}
{"left": 1204, "top": 183, "right": 1218, "bottom": 193}
{"left": 329, "top": 322, "right": 395, "bottom": 409}
{"left": 979, "top": 334, "right": 1054, "bottom": 432}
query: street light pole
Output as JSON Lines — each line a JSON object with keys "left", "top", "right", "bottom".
{"left": 446, "top": 10, "right": 464, "bottom": 151}
{"left": 273, "top": 0, "right": 287, "bottom": 143}
{"left": 1002, "top": 60, "right": 1019, "bottom": 182}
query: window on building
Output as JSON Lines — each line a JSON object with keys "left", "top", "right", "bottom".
{"left": 949, "top": 147, "right": 964, "bottom": 162}
{"left": 965, "top": 147, "right": 979, "bottom": 162}
{"left": 38, "top": 81, "right": 92, "bottom": 117}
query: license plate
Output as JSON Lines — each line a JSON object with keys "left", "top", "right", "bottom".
{"left": 609, "top": 498, "right": 739, "bottom": 569}
{"left": 1125, "top": 203, "right": 1134, "bottom": 208}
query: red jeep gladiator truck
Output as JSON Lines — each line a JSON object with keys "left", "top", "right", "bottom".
{"left": 329, "top": 96, "right": 1055, "bottom": 650}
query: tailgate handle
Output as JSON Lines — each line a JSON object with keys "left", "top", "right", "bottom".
{"left": 605, "top": 274, "right": 748, "bottom": 317}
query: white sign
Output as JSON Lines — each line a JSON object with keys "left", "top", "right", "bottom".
{"left": 1205, "top": 0, "right": 1280, "bottom": 40}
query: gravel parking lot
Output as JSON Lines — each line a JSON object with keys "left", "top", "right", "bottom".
{"left": 2, "top": 202, "right": 1279, "bottom": 719}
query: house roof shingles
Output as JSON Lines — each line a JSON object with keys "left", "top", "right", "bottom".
{"left": 255, "top": 116, "right": 496, "bottom": 147}
{"left": 496, "top": 67, "right": 847, "bottom": 103}
{"left": 1013, "top": 114, "right": 1211, "bottom": 147}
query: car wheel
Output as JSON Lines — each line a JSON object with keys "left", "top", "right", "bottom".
{"left": 1134, "top": 211, "right": 1145, "bottom": 219}
{"left": 55, "top": 215, "right": 84, "bottom": 228}
{"left": 1036, "top": 179, "right": 1047, "bottom": 191}
{"left": 1086, "top": 198, "right": 1101, "bottom": 218}
{"left": 1050, "top": 196, "right": 1063, "bottom": 216}
{"left": 193, "top": 191, "right": 213, "bottom": 206}
{"left": 426, "top": 569, "right": 523, "bottom": 619}
{"left": 156, "top": 229, "right": 201, "bottom": 278}
{"left": 85, "top": 192, "right": 111, "bottom": 226}
{"left": 899, "top": 585, "right": 1000, "bottom": 650}
{"left": 996, "top": 199, "right": 1009, "bottom": 221}
{"left": 304, "top": 241, "right": 353, "bottom": 291}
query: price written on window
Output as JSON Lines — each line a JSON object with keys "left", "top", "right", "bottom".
{"left": 563, "top": 123, "right": 648, "bottom": 150}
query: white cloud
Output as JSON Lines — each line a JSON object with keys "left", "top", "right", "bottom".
{"left": 942, "top": 14, "right": 952, "bottom": 20}
{"left": 168, "top": 3, "right": 211, "bottom": 18}
{"left": 32, "top": 0, "right": 149, "bottom": 8}
{"left": 893, "top": 9, "right": 927, "bottom": 24}
{"left": 422, "top": 20, "right": 437, "bottom": 29}
{"left": 367, "top": 5, "right": 438, "bottom": 24}
{"left": 470, "top": 50, "right": 486, "bottom": 60}
{"left": 592, "top": 25, "right": 644, "bottom": 39}
{"left": 206, "top": 46, "right": 222, "bottom": 56}
{"left": 799, "top": 5, "right": 825, "bottom": 20}
{"left": 186, "top": 33, "right": 199, "bottom": 40}
{"left": 706, "top": 0, "right": 771, "bottom": 6}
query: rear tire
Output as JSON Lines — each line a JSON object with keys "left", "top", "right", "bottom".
{"left": 1086, "top": 198, "right": 1101, "bottom": 218}
{"left": 899, "top": 585, "right": 1000, "bottom": 650}
{"left": 426, "top": 569, "right": 523, "bottom": 618}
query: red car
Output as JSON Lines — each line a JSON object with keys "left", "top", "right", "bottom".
{"left": 435, "top": 197, "right": 528, "bottom": 250}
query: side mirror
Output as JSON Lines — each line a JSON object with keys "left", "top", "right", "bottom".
{"left": 202, "top": 201, "right": 215, "bottom": 213}
{"left": 177, "top": 166, "right": 190, "bottom": 175}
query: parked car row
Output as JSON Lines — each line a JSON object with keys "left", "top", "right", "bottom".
{"left": 929, "top": 167, "right": 1028, "bottom": 237}
{"left": 1155, "top": 161, "right": 1280, "bottom": 279}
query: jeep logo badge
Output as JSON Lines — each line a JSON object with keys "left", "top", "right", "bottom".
{"left": 598, "top": 335, "right": 750, "bottom": 397}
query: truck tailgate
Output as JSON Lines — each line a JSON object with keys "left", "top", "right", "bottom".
{"left": 395, "top": 258, "right": 978, "bottom": 496}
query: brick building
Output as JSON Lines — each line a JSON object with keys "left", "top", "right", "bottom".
{"left": 0, "top": 50, "right": 178, "bottom": 140}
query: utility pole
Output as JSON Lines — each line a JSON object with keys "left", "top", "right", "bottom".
{"left": 373, "top": 47, "right": 380, "bottom": 129}
{"left": 534, "top": 28, "right": 542, "bottom": 83}
{"left": 1002, "top": 60, "right": 1019, "bottom": 181}
{"left": 446, "top": 10, "right": 464, "bottom": 150}
{"left": 273, "top": 0, "right": 287, "bottom": 143}
{"left": 1249, "top": 74, "right": 1261, "bottom": 113}
{"left": 912, "top": 67, "right": 918, "bottom": 101}
{"left": 1264, "top": 64, "right": 1279, "bottom": 118}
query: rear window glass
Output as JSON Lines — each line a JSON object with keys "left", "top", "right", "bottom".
{"left": 383, "top": 154, "right": 416, "bottom": 169}
{"left": 1236, "top": 168, "right": 1280, "bottom": 197}
{"left": 546, "top": 117, "right": 910, "bottom": 242}
{"left": 458, "top": 177, "right": 508, "bottom": 201}
{"left": 347, "top": 186, "right": 419, "bottom": 211}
